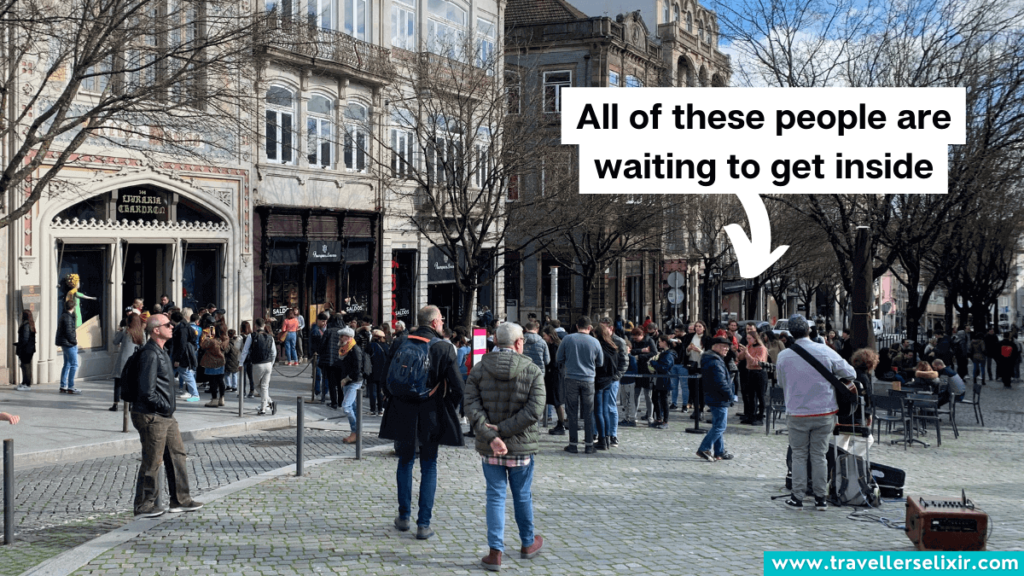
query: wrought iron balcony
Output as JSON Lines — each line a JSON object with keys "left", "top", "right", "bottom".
{"left": 259, "top": 17, "right": 394, "bottom": 80}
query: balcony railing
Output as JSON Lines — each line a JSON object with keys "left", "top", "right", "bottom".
{"left": 260, "top": 17, "right": 394, "bottom": 79}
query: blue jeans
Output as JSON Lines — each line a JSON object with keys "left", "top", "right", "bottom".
{"left": 396, "top": 442, "right": 439, "bottom": 527}
{"left": 342, "top": 381, "right": 362, "bottom": 431}
{"left": 284, "top": 331, "right": 297, "bottom": 362}
{"left": 178, "top": 368, "right": 199, "bottom": 397}
{"left": 482, "top": 458, "right": 536, "bottom": 552}
{"left": 592, "top": 384, "right": 619, "bottom": 438}
{"left": 972, "top": 360, "right": 985, "bottom": 381}
{"left": 60, "top": 345, "right": 79, "bottom": 390}
{"left": 606, "top": 381, "right": 619, "bottom": 438}
{"left": 670, "top": 365, "right": 689, "bottom": 405}
{"left": 593, "top": 387, "right": 607, "bottom": 438}
{"left": 314, "top": 366, "right": 326, "bottom": 396}
{"left": 698, "top": 405, "right": 729, "bottom": 456}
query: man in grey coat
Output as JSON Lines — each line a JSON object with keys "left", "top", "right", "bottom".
{"left": 465, "top": 322, "right": 545, "bottom": 571}
{"left": 555, "top": 316, "right": 604, "bottom": 454}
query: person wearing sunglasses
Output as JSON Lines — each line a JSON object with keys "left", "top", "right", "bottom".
{"left": 131, "top": 314, "right": 203, "bottom": 518}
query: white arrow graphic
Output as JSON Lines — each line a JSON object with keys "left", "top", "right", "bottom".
{"left": 724, "top": 194, "right": 789, "bottom": 279}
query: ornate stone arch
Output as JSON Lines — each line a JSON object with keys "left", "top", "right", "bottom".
{"left": 42, "top": 169, "right": 237, "bottom": 229}
{"left": 677, "top": 55, "right": 696, "bottom": 87}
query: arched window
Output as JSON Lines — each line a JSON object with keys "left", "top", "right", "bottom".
{"left": 428, "top": 0, "right": 468, "bottom": 61}
{"left": 307, "top": 94, "right": 333, "bottom": 168}
{"left": 663, "top": 2, "right": 669, "bottom": 22}
{"left": 673, "top": 3, "right": 680, "bottom": 22}
{"left": 266, "top": 86, "right": 295, "bottom": 164}
{"left": 699, "top": 23, "right": 704, "bottom": 42}
{"left": 686, "top": 11, "right": 692, "bottom": 33}
{"left": 344, "top": 102, "right": 368, "bottom": 172}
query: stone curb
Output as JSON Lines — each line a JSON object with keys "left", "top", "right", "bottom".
{"left": 18, "top": 444, "right": 394, "bottom": 576}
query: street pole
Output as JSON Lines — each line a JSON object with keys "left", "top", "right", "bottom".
{"left": 852, "top": 226, "right": 875, "bottom": 351}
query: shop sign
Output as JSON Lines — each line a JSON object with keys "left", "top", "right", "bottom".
{"left": 428, "top": 246, "right": 458, "bottom": 284}
{"left": 308, "top": 241, "right": 342, "bottom": 263}
{"left": 116, "top": 188, "right": 168, "bottom": 221}
{"left": 272, "top": 306, "right": 290, "bottom": 316}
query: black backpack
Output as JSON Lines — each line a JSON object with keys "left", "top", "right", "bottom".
{"left": 249, "top": 333, "right": 274, "bottom": 364}
{"left": 119, "top": 347, "right": 145, "bottom": 403}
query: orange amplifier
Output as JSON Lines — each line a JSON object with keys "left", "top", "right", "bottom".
{"left": 905, "top": 495, "right": 988, "bottom": 551}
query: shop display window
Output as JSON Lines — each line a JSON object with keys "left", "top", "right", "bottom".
{"left": 58, "top": 247, "right": 108, "bottom": 349}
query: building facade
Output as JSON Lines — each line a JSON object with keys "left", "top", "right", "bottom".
{"left": 504, "top": 0, "right": 730, "bottom": 327}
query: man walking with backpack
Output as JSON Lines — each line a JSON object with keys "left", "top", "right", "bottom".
{"left": 379, "top": 305, "right": 464, "bottom": 540}
{"left": 131, "top": 314, "right": 203, "bottom": 518}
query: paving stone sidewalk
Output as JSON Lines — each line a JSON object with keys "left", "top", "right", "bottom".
{"left": 66, "top": 407, "right": 1024, "bottom": 576}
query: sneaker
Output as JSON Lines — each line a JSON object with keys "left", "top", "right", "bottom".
{"left": 186, "top": 396, "right": 201, "bottom": 402}
{"left": 168, "top": 501, "right": 204, "bottom": 513}
{"left": 59, "top": 387, "right": 68, "bottom": 393}
{"left": 584, "top": 444, "right": 596, "bottom": 454}
{"left": 67, "top": 388, "right": 82, "bottom": 395}
{"left": 564, "top": 445, "right": 578, "bottom": 454}
{"left": 655, "top": 423, "right": 668, "bottom": 430}
{"left": 16, "top": 385, "right": 27, "bottom": 391}
{"left": 178, "top": 393, "right": 191, "bottom": 399}
{"left": 246, "top": 392, "right": 255, "bottom": 398}
{"left": 610, "top": 437, "right": 619, "bottom": 447}
{"left": 814, "top": 497, "right": 828, "bottom": 511}
{"left": 548, "top": 424, "right": 566, "bottom": 435}
{"left": 415, "top": 525, "right": 435, "bottom": 540}
{"left": 715, "top": 452, "right": 735, "bottom": 461}
{"left": 696, "top": 449, "right": 715, "bottom": 462}
{"left": 256, "top": 410, "right": 267, "bottom": 416}
{"left": 594, "top": 438, "right": 606, "bottom": 450}
{"left": 394, "top": 516, "right": 410, "bottom": 532}
{"left": 134, "top": 506, "right": 166, "bottom": 518}
{"left": 784, "top": 497, "right": 804, "bottom": 511}
{"left": 670, "top": 403, "right": 678, "bottom": 409}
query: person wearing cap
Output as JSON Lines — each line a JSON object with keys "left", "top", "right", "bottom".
{"left": 696, "top": 336, "right": 735, "bottom": 462}
{"left": 776, "top": 314, "right": 855, "bottom": 512}
{"left": 333, "top": 326, "right": 365, "bottom": 444}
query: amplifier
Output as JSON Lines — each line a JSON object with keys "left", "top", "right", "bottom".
{"left": 905, "top": 495, "right": 988, "bottom": 551}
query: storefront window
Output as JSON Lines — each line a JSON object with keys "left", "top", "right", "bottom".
{"left": 343, "top": 262, "right": 372, "bottom": 315}
{"left": 269, "top": 264, "right": 300, "bottom": 317}
{"left": 183, "top": 245, "right": 219, "bottom": 313}
{"left": 58, "top": 247, "right": 107, "bottom": 349}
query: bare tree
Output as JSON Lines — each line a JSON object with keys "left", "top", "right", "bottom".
{"left": 0, "top": 0, "right": 260, "bottom": 229}
{"left": 368, "top": 37, "right": 565, "bottom": 329}
{"left": 678, "top": 194, "right": 744, "bottom": 324}
{"left": 724, "top": 0, "right": 1024, "bottom": 340}
{"left": 546, "top": 192, "right": 669, "bottom": 317}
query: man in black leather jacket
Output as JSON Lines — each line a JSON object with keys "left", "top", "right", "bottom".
{"left": 131, "top": 314, "right": 203, "bottom": 518}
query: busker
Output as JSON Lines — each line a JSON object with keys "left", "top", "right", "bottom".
{"left": 464, "top": 322, "right": 546, "bottom": 571}
{"left": 379, "top": 305, "right": 464, "bottom": 540}
{"left": 776, "top": 314, "right": 855, "bottom": 512}
{"left": 131, "top": 314, "right": 203, "bottom": 518}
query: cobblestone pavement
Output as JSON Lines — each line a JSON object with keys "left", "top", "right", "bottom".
{"left": 63, "top": 397, "right": 1024, "bottom": 576}
{"left": 0, "top": 420, "right": 388, "bottom": 576}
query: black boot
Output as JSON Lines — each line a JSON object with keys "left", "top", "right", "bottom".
{"left": 108, "top": 403, "right": 118, "bottom": 412}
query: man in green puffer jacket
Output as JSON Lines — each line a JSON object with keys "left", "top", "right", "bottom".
{"left": 465, "top": 322, "right": 546, "bottom": 572}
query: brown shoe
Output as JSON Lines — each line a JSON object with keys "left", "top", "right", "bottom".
{"left": 218, "top": 397, "right": 225, "bottom": 407}
{"left": 205, "top": 399, "right": 219, "bottom": 407}
{"left": 521, "top": 535, "right": 544, "bottom": 559}
{"left": 342, "top": 433, "right": 358, "bottom": 444}
{"left": 481, "top": 549, "right": 502, "bottom": 571}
